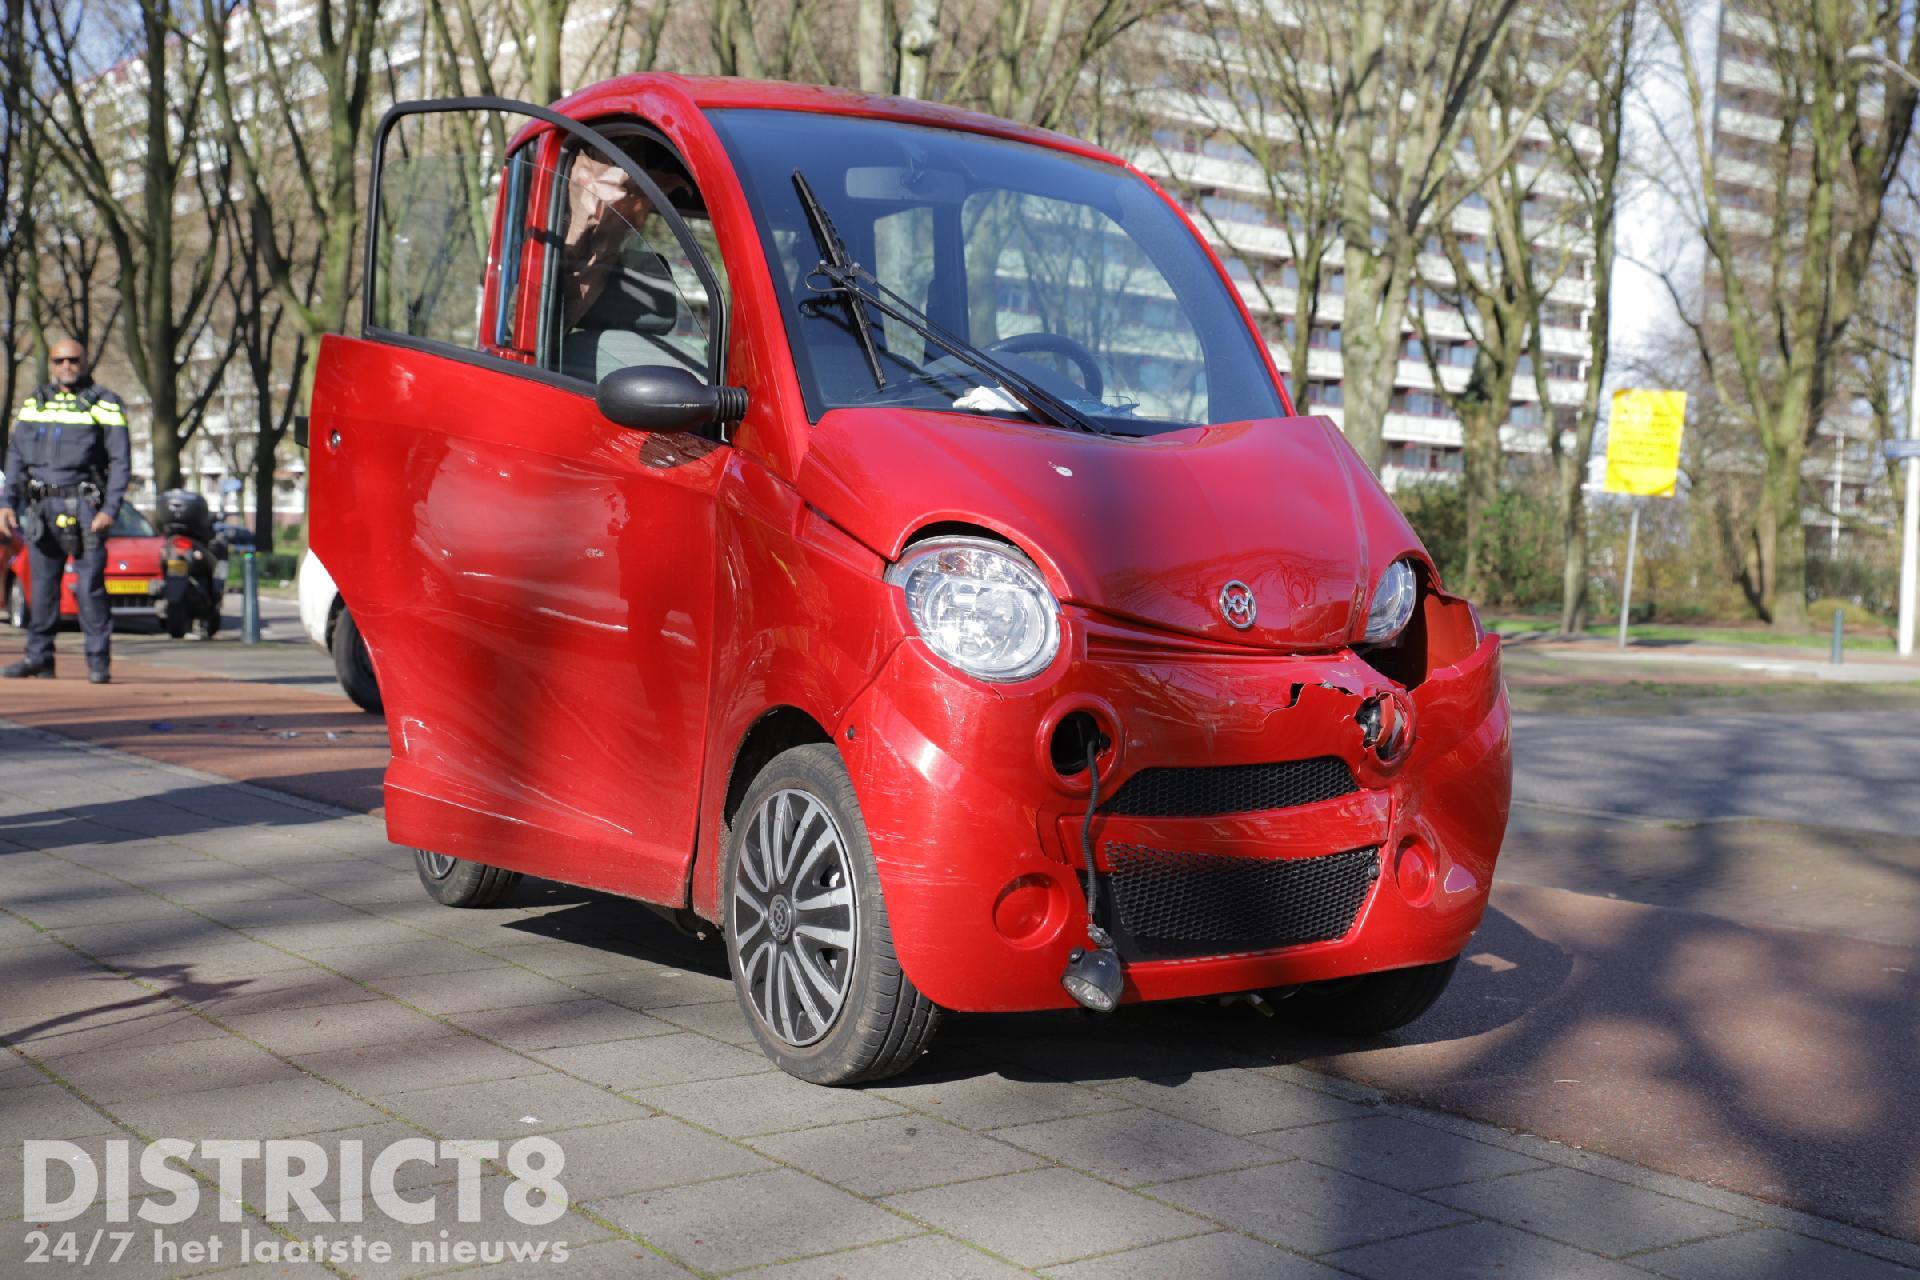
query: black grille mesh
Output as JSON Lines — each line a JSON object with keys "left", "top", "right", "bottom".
{"left": 1099, "top": 843, "right": 1380, "bottom": 960}
{"left": 1105, "top": 757, "right": 1359, "bottom": 818}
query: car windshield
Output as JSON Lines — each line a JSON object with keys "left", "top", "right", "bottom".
{"left": 112, "top": 506, "right": 156, "bottom": 537}
{"left": 707, "top": 109, "right": 1286, "bottom": 437}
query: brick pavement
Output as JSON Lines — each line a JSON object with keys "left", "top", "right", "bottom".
{"left": 4, "top": 724, "right": 1919, "bottom": 1279}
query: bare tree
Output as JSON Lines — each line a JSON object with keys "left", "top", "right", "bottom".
{"left": 1540, "top": 0, "right": 1636, "bottom": 633}
{"left": 1325, "top": 0, "right": 1610, "bottom": 473}
{"left": 32, "top": 0, "right": 235, "bottom": 489}
{"left": 1408, "top": 34, "right": 1555, "bottom": 597}
{"left": 200, "top": 0, "right": 382, "bottom": 382}
{"left": 1155, "top": 4, "right": 1345, "bottom": 407}
{"left": 1651, "top": 0, "right": 1919, "bottom": 629}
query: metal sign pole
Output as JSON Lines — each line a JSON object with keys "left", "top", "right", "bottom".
{"left": 1617, "top": 502, "right": 1641, "bottom": 650}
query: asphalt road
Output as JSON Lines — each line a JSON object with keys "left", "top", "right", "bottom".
{"left": 1511, "top": 710, "right": 1920, "bottom": 837}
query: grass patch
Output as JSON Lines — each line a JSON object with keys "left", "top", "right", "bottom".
{"left": 1488, "top": 616, "right": 1898, "bottom": 652}
{"left": 1509, "top": 679, "right": 1920, "bottom": 716}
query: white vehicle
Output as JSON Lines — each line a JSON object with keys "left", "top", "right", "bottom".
{"left": 297, "top": 549, "right": 381, "bottom": 713}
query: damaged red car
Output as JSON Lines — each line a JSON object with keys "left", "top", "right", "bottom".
{"left": 309, "top": 76, "right": 1511, "bottom": 1084}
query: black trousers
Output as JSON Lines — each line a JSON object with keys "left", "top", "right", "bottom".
{"left": 23, "top": 495, "right": 110, "bottom": 668}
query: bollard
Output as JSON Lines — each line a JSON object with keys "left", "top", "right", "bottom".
{"left": 242, "top": 551, "right": 260, "bottom": 645}
{"left": 1831, "top": 606, "right": 1844, "bottom": 666}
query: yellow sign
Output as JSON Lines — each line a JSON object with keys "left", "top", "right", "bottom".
{"left": 1603, "top": 389, "right": 1687, "bottom": 496}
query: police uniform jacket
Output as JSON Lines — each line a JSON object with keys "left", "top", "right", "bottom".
{"left": 4, "top": 380, "right": 132, "bottom": 519}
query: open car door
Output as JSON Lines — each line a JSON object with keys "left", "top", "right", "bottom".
{"left": 309, "top": 98, "right": 735, "bottom": 904}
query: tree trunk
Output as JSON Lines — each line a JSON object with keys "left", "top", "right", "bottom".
{"left": 1764, "top": 446, "right": 1809, "bottom": 630}
{"left": 1458, "top": 400, "right": 1502, "bottom": 595}
{"left": 896, "top": 0, "right": 938, "bottom": 98}
{"left": 529, "top": 0, "right": 569, "bottom": 105}
{"left": 1558, "top": 493, "right": 1588, "bottom": 632}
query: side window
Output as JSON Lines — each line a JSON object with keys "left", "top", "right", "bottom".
{"left": 370, "top": 118, "right": 529, "bottom": 351}
{"left": 545, "top": 137, "right": 726, "bottom": 384}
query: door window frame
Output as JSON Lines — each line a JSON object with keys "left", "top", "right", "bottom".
{"left": 362, "top": 95, "right": 734, "bottom": 394}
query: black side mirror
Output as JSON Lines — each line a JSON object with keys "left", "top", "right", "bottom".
{"left": 596, "top": 366, "right": 747, "bottom": 436}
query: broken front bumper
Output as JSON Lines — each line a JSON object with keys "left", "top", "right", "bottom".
{"left": 836, "top": 606, "right": 1512, "bottom": 1014}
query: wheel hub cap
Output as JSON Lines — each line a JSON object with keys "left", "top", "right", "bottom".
{"left": 731, "top": 788, "right": 858, "bottom": 1048}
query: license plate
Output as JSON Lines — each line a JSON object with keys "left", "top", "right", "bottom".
{"left": 106, "top": 579, "right": 150, "bottom": 596}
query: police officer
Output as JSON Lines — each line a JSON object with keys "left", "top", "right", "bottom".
{"left": 0, "top": 337, "right": 132, "bottom": 683}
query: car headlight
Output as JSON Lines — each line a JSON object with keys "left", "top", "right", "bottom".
{"left": 886, "top": 537, "right": 1060, "bottom": 682}
{"left": 1363, "top": 559, "right": 1419, "bottom": 644}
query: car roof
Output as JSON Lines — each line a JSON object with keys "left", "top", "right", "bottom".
{"left": 550, "top": 73, "right": 1128, "bottom": 169}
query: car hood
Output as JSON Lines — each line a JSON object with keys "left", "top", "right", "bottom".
{"left": 797, "top": 408, "right": 1426, "bottom": 650}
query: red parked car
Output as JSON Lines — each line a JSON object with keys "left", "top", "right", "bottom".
{"left": 3, "top": 503, "right": 166, "bottom": 630}
{"left": 310, "top": 77, "right": 1512, "bottom": 1083}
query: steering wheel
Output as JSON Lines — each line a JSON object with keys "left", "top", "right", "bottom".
{"left": 988, "top": 332, "right": 1104, "bottom": 401}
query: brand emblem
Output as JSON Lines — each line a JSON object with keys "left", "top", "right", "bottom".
{"left": 1219, "top": 580, "right": 1257, "bottom": 630}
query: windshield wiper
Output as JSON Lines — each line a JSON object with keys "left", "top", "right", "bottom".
{"left": 789, "top": 169, "right": 1110, "bottom": 437}
{"left": 792, "top": 170, "right": 887, "bottom": 389}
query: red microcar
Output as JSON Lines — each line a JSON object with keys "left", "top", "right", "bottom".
{"left": 308, "top": 76, "right": 1512, "bottom": 1084}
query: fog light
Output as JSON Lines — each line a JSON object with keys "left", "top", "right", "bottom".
{"left": 1061, "top": 940, "right": 1124, "bottom": 1012}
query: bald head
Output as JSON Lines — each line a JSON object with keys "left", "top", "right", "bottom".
{"left": 49, "top": 339, "right": 87, "bottom": 388}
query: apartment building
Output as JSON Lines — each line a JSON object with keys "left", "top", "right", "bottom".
{"left": 1131, "top": 18, "right": 1603, "bottom": 490}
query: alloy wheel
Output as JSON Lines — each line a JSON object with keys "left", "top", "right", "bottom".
{"left": 420, "top": 850, "right": 457, "bottom": 879}
{"left": 731, "top": 787, "right": 859, "bottom": 1047}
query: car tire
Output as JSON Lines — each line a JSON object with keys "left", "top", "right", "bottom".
{"left": 724, "top": 744, "right": 940, "bottom": 1085}
{"left": 1273, "top": 957, "right": 1460, "bottom": 1036}
{"left": 413, "top": 848, "right": 522, "bottom": 907}
{"left": 4, "top": 577, "right": 21, "bottom": 629}
{"left": 331, "top": 607, "right": 383, "bottom": 714}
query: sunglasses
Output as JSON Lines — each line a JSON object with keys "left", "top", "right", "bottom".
{"left": 51, "top": 356, "right": 82, "bottom": 365}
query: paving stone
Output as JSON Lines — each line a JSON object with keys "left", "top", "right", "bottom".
{"left": 548, "top": 1114, "right": 772, "bottom": 1203}
{"left": 367, "top": 968, "right": 582, "bottom": 1015}
{"left": 293, "top": 1035, "right": 546, "bottom": 1097}
{"left": 381, "top": 1070, "right": 650, "bottom": 1141}
{"left": 597, "top": 1168, "right": 912, "bottom": 1273}
{"left": 85, "top": 941, "right": 320, "bottom": 982}
{"left": 885, "top": 1167, "right": 1207, "bottom": 1268}
{"left": 747, "top": 1114, "right": 1049, "bottom": 1196}
{"left": 994, "top": 1107, "right": 1281, "bottom": 1187}
{"left": 1637, "top": 1227, "right": 1919, "bottom": 1280}
{"left": 448, "top": 1000, "right": 673, "bottom": 1051}
{"left": 647, "top": 999, "right": 757, "bottom": 1046}
{"left": 752, "top": 1233, "right": 1031, "bottom": 1278}
{"left": 534, "top": 1033, "right": 772, "bottom": 1091}
{"left": 7, "top": 1007, "right": 230, "bottom": 1061}
{"left": 1251, "top": 1113, "right": 1548, "bottom": 1191}
{"left": 220, "top": 1001, "right": 464, "bottom": 1056}
{"left": 0, "top": 1083, "right": 119, "bottom": 1145}
{"left": 865, "top": 1065, "right": 1133, "bottom": 1131}
{"left": 1147, "top": 1160, "right": 1467, "bottom": 1254}
{"left": 169, "top": 968, "right": 385, "bottom": 1019}
{"left": 300, "top": 1181, "right": 612, "bottom": 1280}
{"left": 50, "top": 1035, "right": 302, "bottom": 1103}
{"left": 1094, "top": 1068, "right": 1372, "bottom": 1136}
{"left": 300, "top": 939, "right": 508, "bottom": 981}
{"left": 1044, "top": 1230, "right": 1345, "bottom": 1279}
{"left": 9, "top": 886, "right": 196, "bottom": 929}
{"left": 567, "top": 966, "right": 738, "bottom": 1011}
{"left": 1325, "top": 1220, "right": 1663, "bottom": 1280}
{"left": 626, "top": 1070, "right": 905, "bottom": 1138}
{"left": 112, "top": 1076, "right": 387, "bottom": 1141}
{"left": 480, "top": 939, "right": 653, "bottom": 978}
{"left": 1429, "top": 1166, "right": 1751, "bottom": 1257}
{"left": 456, "top": 1236, "right": 697, "bottom": 1278}
{"left": 0, "top": 1197, "right": 288, "bottom": 1278}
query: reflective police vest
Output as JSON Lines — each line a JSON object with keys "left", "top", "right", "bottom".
{"left": 5, "top": 381, "right": 132, "bottom": 514}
